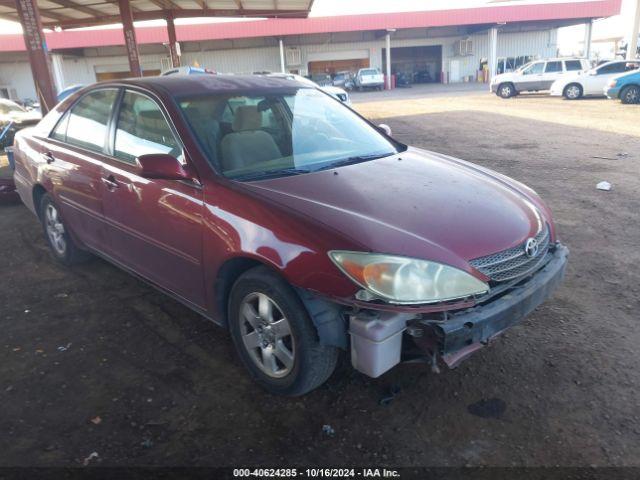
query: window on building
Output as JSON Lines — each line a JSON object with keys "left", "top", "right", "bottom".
{"left": 545, "top": 61, "right": 563, "bottom": 73}
{"left": 114, "top": 91, "right": 183, "bottom": 164}
{"left": 64, "top": 89, "right": 118, "bottom": 152}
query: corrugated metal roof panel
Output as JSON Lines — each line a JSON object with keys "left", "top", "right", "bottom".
{"left": 0, "top": 0, "right": 622, "bottom": 52}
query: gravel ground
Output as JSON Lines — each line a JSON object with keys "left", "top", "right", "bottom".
{"left": 1, "top": 90, "right": 639, "bottom": 467}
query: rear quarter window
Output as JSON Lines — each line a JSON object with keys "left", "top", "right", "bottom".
{"left": 565, "top": 60, "right": 584, "bottom": 71}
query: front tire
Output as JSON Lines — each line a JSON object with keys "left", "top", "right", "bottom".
{"left": 39, "top": 193, "right": 90, "bottom": 266}
{"left": 228, "top": 266, "right": 339, "bottom": 396}
{"left": 620, "top": 85, "right": 640, "bottom": 104}
{"left": 563, "top": 83, "right": 583, "bottom": 100}
{"left": 497, "top": 82, "right": 516, "bottom": 99}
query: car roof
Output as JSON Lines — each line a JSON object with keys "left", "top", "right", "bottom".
{"left": 102, "top": 74, "right": 311, "bottom": 98}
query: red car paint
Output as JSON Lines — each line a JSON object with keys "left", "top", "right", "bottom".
{"left": 12, "top": 75, "right": 556, "bottom": 323}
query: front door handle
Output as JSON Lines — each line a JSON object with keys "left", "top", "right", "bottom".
{"left": 101, "top": 175, "right": 119, "bottom": 191}
{"left": 41, "top": 151, "right": 55, "bottom": 164}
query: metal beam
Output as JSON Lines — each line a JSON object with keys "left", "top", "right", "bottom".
{"left": 41, "top": 8, "right": 309, "bottom": 28}
{"left": 583, "top": 19, "right": 593, "bottom": 59}
{"left": 166, "top": 12, "right": 180, "bottom": 68}
{"left": 279, "top": 37, "right": 285, "bottom": 72}
{"left": 47, "top": 0, "right": 106, "bottom": 18}
{"left": 14, "top": 0, "right": 58, "bottom": 112}
{"left": 629, "top": 0, "right": 640, "bottom": 60}
{"left": 117, "top": 0, "right": 142, "bottom": 77}
{"left": 488, "top": 27, "right": 498, "bottom": 90}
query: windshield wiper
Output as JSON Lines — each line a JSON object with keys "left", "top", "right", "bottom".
{"left": 315, "top": 152, "right": 395, "bottom": 171}
{"left": 231, "top": 167, "right": 311, "bottom": 181}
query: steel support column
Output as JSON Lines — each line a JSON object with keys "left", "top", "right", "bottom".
{"left": 385, "top": 32, "right": 392, "bottom": 90}
{"left": 488, "top": 27, "right": 498, "bottom": 91}
{"left": 167, "top": 13, "right": 181, "bottom": 68}
{"left": 118, "top": 0, "right": 142, "bottom": 77}
{"left": 629, "top": 0, "right": 640, "bottom": 60}
{"left": 583, "top": 20, "right": 593, "bottom": 59}
{"left": 279, "top": 38, "right": 286, "bottom": 73}
{"left": 14, "top": 0, "right": 57, "bottom": 113}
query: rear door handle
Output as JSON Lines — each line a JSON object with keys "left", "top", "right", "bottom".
{"left": 101, "top": 175, "right": 119, "bottom": 191}
{"left": 41, "top": 151, "right": 55, "bottom": 164}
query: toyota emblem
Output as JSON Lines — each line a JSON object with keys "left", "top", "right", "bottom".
{"left": 524, "top": 237, "right": 539, "bottom": 258}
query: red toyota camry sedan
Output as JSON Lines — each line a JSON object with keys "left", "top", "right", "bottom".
{"left": 13, "top": 75, "right": 568, "bottom": 395}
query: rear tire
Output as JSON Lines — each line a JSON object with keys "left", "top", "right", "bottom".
{"left": 620, "top": 85, "right": 640, "bottom": 104}
{"left": 228, "top": 266, "right": 339, "bottom": 396}
{"left": 497, "top": 82, "right": 516, "bottom": 99}
{"left": 563, "top": 83, "right": 583, "bottom": 100}
{"left": 39, "top": 193, "right": 90, "bottom": 266}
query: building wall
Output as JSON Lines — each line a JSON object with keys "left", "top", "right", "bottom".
{"left": 0, "top": 28, "right": 558, "bottom": 101}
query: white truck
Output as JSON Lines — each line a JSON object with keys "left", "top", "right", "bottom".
{"left": 354, "top": 68, "right": 385, "bottom": 91}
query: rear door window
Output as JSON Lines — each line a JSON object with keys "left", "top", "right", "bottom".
{"left": 545, "top": 61, "right": 563, "bottom": 73}
{"left": 114, "top": 90, "right": 183, "bottom": 164}
{"left": 62, "top": 89, "right": 118, "bottom": 153}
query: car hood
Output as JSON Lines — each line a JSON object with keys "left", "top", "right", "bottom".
{"left": 492, "top": 72, "right": 516, "bottom": 83}
{"left": 0, "top": 110, "right": 42, "bottom": 124}
{"left": 240, "top": 148, "right": 550, "bottom": 276}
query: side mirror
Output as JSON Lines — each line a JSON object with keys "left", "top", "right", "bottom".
{"left": 377, "top": 123, "right": 392, "bottom": 136}
{"left": 137, "top": 153, "right": 194, "bottom": 181}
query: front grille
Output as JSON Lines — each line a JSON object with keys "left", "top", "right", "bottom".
{"left": 469, "top": 225, "right": 551, "bottom": 282}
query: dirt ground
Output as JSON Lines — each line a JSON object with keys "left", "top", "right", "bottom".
{"left": 1, "top": 89, "right": 640, "bottom": 467}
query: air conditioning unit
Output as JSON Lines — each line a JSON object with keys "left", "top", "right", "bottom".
{"left": 454, "top": 39, "right": 473, "bottom": 56}
{"left": 285, "top": 48, "right": 301, "bottom": 66}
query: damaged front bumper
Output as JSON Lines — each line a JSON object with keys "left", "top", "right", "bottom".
{"left": 349, "top": 244, "right": 569, "bottom": 377}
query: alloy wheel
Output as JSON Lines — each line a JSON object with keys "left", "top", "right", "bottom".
{"left": 239, "top": 292, "right": 295, "bottom": 379}
{"left": 45, "top": 203, "right": 66, "bottom": 256}
{"left": 624, "top": 87, "right": 639, "bottom": 104}
{"left": 500, "top": 85, "right": 512, "bottom": 98}
{"left": 566, "top": 85, "right": 581, "bottom": 99}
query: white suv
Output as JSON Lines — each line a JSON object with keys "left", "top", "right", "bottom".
{"left": 491, "top": 58, "right": 590, "bottom": 99}
{"left": 550, "top": 60, "right": 640, "bottom": 99}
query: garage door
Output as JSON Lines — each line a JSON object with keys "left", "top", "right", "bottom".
{"left": 308, "top": 58, "right": 370, "bottom": 76}
{"left": 382, "top": 45, "right": 443, "bottom": 83}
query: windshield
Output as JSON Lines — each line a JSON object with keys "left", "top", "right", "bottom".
{"left": 179, "top": 88, "right": 399, "bottom": 181}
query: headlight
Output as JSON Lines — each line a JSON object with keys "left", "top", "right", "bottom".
{"left": 608, "top": 79, "right": 617, "bottom": 88}
{"left": 329, "top": 251, "right": 489, "bottom": 304}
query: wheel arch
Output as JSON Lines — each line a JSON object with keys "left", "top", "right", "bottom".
{"left": 215, "top": 255, "right": 348, "bottom": 349}
{"left": 620, "top": 83, "right": 640, "bottom": 101}
{"left": 563, "top": 82, "right": 583, "bottom": 97}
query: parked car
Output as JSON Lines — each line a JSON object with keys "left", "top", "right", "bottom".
{"left": 266, "top": 73, "right": 351, "bottom": 105}
{"left": 332, "top": 71, "right": 354, "bottom": 91}
{"left": 605, "top": 69, "right": 640, "bottom": 104}
{"left": 354, "top": 68, "right": 385, "bottom": 91}
{"left": 491, "top": 58, "right": 590, "bottom": 98}
{"left": 13, "top": 75, "right": 568, "bottom": 395}
{"left": 0, "top": 98, "right": 41, "bottom": 150}
{"left": 550, "top": 60, "right": 640, "bottom": 99}
{"left": 162, "top": 66, "right": 215, "bottom": 76}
